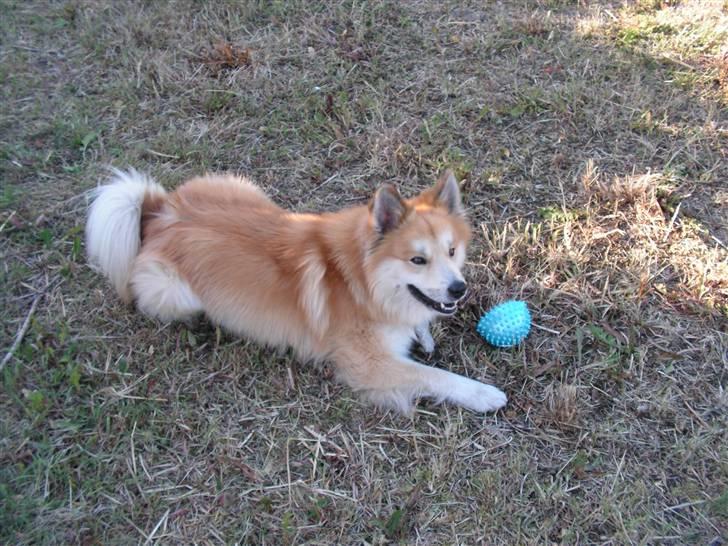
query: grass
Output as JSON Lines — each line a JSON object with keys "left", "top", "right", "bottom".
{"left": 1, "top": 0, "right": 726, "bottom": 544}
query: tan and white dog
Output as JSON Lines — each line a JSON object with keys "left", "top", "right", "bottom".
{"left": 86, "top": 169, "right": 507, "bottom": 414}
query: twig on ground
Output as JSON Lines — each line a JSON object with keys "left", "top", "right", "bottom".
{"left": 0, "top": 293, "right": 41, "bottom": 371}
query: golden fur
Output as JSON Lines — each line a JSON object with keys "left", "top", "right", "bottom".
{"left": 86, "top": 169, "right": 507, "bottom": 414}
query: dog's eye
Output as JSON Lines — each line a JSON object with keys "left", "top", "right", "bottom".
{"left": 410, "top": 256, "right": 427, "bottom": 266}
{"left": 448, "top": 247, "right": 456, "bottom": 257}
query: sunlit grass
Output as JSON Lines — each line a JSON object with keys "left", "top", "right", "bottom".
{"left": 577, "top": 0, "right": 728, "bottom": 102}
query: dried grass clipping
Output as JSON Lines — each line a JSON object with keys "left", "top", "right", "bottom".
{"left": 199, "top": 42, "right": 252, "bottom": 76}
{"left": 543, "top": 383, "right": 580, "bottom": 428}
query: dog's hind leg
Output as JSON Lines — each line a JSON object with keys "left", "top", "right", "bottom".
{"left": 129, "top": 252, "right": 203, "bottom": 323}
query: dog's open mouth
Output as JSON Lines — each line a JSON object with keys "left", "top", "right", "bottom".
{"left": 407, "top": 285, "right": 458, "bottom": 315}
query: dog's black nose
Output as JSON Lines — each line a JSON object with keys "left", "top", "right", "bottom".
{"left": 448, "top": 280, "right": 467, "bottom": 299}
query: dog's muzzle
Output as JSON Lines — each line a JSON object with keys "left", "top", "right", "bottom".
{"left": 407, "top": 284, "right": 463, "bottom": 315}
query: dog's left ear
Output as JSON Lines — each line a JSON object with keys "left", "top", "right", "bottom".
{"left": 419, "top": 170, "right": 464, "bottom": 215}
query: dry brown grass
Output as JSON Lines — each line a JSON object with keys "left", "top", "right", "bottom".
{"left": 1, "top": 0, "right": 726, "bottom": 544}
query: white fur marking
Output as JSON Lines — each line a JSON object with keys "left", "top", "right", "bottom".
{"left": 130, "top": 258, "right": 202, "bottom": 322}
{"left": 443, "top": 375, "right": 508, "bottom": 412}
{"left": 411, "top": 239, "right": 431, "bottom": 257}
{"left": 415, "top": 322, "right": 435, "bottom": 354}
{"left": 369, "top": 258, "right": 433, "bottom": 325}
{"left": 437, "top": 230, "right": 453, "bottom": 251}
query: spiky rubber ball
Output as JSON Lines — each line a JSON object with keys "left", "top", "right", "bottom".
{"left": 476, "top": 300, "right": 531, "bottom": 348}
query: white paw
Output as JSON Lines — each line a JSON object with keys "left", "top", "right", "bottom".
{"left": 419, "top": 333, "right": 435, "bottom": 354}
{"left": 454, "top": 382, "right": 508, "bottom": 413}
{"left": 415, "top": 325, "right": 435, "bottom": 354}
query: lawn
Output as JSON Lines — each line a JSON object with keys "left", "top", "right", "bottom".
{"left": 1, "top": 0, "right": 726, "bottom": 544}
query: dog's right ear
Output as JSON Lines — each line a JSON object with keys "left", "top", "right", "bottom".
{"left": 370, "top": 185, "right": 408, "bottom": 234}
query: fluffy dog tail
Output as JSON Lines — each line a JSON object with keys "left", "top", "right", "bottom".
{"left": 85, "top": 168, "right": 166, "bottom": 302}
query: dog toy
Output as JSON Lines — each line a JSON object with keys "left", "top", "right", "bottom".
{"left": 476, "top": 300, "right": 531, "bottom": 348}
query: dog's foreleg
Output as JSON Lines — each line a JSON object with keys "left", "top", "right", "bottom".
{"left": 334, "top": 347, "right": 507, "bottom": 415}
{"left": 414, "top": 322, "right": 435, "bottom": 354}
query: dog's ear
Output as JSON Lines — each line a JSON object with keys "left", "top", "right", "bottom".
{"left": 370, "top": 185, "right": 408, "bottom": 234}
{"left": 418, "top": 170, "right": 464, "bottom": 215}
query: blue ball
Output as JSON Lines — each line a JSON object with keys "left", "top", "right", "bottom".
{"left": 476, "top": 300, "right": 531, "bottom": 348}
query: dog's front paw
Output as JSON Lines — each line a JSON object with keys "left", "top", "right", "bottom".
{"left": 415, "top": 324, "right": 435, "bottom": 354}
{"left": 456, "top": 383, "right": 508, "bottom": 413}
{"left": 418, "top": 333, "right": 435, "bottom": 354}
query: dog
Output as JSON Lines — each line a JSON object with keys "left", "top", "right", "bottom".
{"left": 86, "top": 168, "right": 507, "bottom": 415}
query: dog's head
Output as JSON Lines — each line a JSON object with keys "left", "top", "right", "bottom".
{"left": 366, "top": 170, "right": 472, "bottom": 325}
